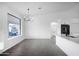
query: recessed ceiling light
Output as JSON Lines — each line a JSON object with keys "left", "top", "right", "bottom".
{"left": 38, "top": 7, "right": 42, "bottom": 10}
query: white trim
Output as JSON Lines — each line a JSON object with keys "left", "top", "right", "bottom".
{"left": 24, "top": 38, "right": 50, "bottom": 40}
{"left": 8, "top": 35, "right": 22, "bottom": 40}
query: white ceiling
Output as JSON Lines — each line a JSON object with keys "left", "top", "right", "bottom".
{"left": 3, "top": 2, "right": 79, "bottom": 16}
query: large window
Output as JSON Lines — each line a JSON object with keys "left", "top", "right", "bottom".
{"left": 8, "top": 13, "right": 21, "bottom": 38}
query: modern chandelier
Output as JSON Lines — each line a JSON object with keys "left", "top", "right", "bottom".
{"left": 24, "top": 7, "right": 42, "bottom": 21}
{"left": 24, "top": 8, "right": 32, "bottom": 21}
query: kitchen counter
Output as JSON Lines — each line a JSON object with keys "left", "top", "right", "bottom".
{"left": 56, "top": 35, "right": 79, "bottom": 56}
{"left": 61, "top": 35, "right": 79, "bottom": 44}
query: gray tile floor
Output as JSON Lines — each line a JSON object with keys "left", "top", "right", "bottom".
{"left": 3, "top": 39, "right": 67, "bottom": 56}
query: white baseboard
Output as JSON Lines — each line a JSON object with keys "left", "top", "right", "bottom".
{"left": 24, "top": 37, "right": 50, "bottom": 40}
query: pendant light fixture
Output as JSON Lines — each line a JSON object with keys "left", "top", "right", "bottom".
{"left": 24, "top": 8, "right": 32, "bottom": 21}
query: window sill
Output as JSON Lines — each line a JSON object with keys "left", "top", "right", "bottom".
{"left": 8, "top": 35, "right": 22, "bottom": 40}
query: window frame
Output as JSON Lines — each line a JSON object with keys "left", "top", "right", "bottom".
{"left": 8, "top": 13, "right": 21, "bottom": 39}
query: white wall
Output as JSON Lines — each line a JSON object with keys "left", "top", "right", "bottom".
{"left": 0, "top": 4, "right": 25, "bottom": 53}
{"left": 24, "top": 15, "right": 52, "bottom": 39}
